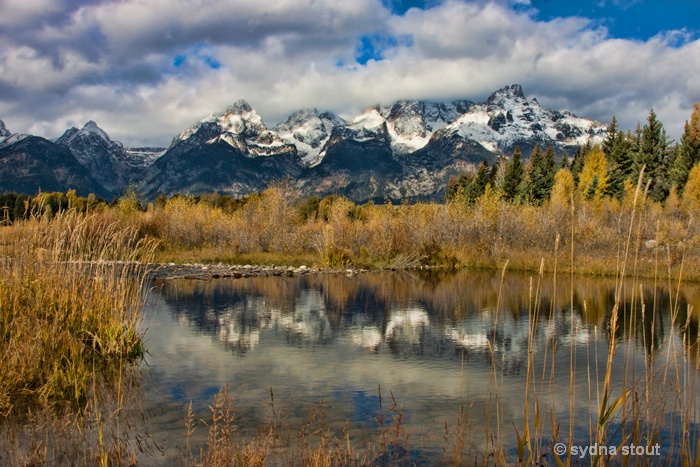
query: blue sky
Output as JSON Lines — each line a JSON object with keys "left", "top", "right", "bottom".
{"left": 530, "top": 0, "right": 699, "bottom": 42}
{"left": 0, "top": 0, "right": 698, "bottom": 146}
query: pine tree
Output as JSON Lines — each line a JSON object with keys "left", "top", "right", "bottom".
{"left": 525, "top": 144, "right": 557, "bottom": 204}
{"left": 635, "top": 109, "right": 671, "bottom": 202}
{"left": 669, "top": 102, "right": 700, "bottom": 193}
{"left": 445, "top": 161, "right": 492, "bottom": 204}
{"left": 560, "top": 152, "right": 571, "bottom": 170}
{"left": 601, "top": 116, "right": 618, "bottom": 157}
{"left": 502, "top": 148, "right": 525, "bottom": 202}
{"left": 463, "top": 160, "right": 491, "bottom": 203}
{"left": 570, "top": 143, "right": 591, "bottom": 186}
{"left": 445, "top": 172, "right": 472, "bottom": 202}
{"left": 602, "top": 116, "right": 634, "bottom": 199}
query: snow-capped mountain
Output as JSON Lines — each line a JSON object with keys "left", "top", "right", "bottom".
{"left": 0, "top": 119, "right": 10, "bottom": 140}
{"left": 138, "top": 101, "right": 302, "bottom": 198}
{"left": 0, "top": 131, "right": 109, "bottom": 198}
{"left": 162, "top": 85, "right": 604, "bottom": 176}
{"left": 123, "top": 147, "right": 166, "bottom": 167}
{"left": 56, "top": 121, "right": 163, "bottom": 195}
{"left": 275, "top": 109, "right": 346, "bottom": 166}
{"left": 1, "top": 84, "right": 608, "bottom": 202}
{"left": 383, "top": 100, "right": 473, "bottom": 154}
{"left": 443, "top": 84, "right": 606, "bottom": 155}
{"left": 167, "top": 100, "right": 296, "bottom": 160}
{"left": 0, "top": 119, "right": 32, "bottom": 148}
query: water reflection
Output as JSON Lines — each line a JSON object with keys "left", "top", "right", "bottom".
{"left": 156, "top": 271, "right": 700, "bottom": 365}
{"left": 142, "top": 269, "right": 700, "bottom": 463}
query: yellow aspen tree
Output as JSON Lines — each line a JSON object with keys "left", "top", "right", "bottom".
{"left": 577, "top": 145, "right": 609, "bottom": 201}
{"left": 683, "top": 162, "right": 700, "bottom": 215}
{"left": 550, "top": 168, "right": 575, "bottom": 211}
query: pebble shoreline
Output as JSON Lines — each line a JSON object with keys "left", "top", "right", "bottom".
{"left": 145, "top": 262, "right": 380, "bottom": 280}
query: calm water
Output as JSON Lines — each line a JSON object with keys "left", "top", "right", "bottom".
{"left": 138, "top": 269, "right": 700, "bottom": 465}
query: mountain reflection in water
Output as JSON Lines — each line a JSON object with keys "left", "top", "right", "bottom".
{"left": 141, "top": 269, "right": 700, "bottom": 464}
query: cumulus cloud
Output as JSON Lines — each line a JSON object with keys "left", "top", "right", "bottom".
{"left": 0, "top": 0, "right": 697, "bottom": 146}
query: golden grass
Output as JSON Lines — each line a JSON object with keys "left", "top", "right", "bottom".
{"left": 171, "top": 175, "right": 700, "bottom": 466}
{"left": 0, "top": 210, "right": 157, "bottom": 414}
{"left": 1, "top": 182, "right": 699, "bottom": 465}
{"left": 88, "top": 182, "right": 700, "bottom": 281}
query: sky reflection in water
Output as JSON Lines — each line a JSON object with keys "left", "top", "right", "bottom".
{"left": 139, "top": 270, "right": 700, "bottom": 464}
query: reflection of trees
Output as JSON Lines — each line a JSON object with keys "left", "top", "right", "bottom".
{"left": 154, "top": 271, "right": 700, "bottom": 364}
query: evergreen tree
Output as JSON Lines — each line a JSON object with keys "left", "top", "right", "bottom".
{"left": 560, "top": 151, "right": 571, "bottom": 170}
{"left": 602, "top": 116, "right": 634, "bottom": 199}
{"left": 446, "top": 173, "right": 472, "bottom": 202}
{"left": 669, "top": 102, "right": 700, "bottom": 193}
{"left": 470, "top": 160, "right": 492, "bottom": 201}
{"left": 634, "top": 109, "right": 671, "bottom": 202}
{"left": 525, "top": 144, "right": 557, "bottom": 204}
{"left": 570, "top": 143, "right": 590, "bottom": 186}
{"left": 446, "top": 161, "right": 492, "bottom": 204}
{"left": 502, "top": 148, "right": 525, "bottom": 202}
{"left": 601, "top": 116, "right": 618, "bottom": 157}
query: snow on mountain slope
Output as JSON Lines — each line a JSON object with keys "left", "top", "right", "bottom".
{"left": 347, "top": 107, "right": 388, "bottom": 140}
{"left": 0, "top": 120, "right": 28, "bottom": 149}
{"left": 163, "top": 84, "right": 604, "bottom": 173}
{"left": 124, "top": 147, "right": 166, "bottom": 167}
{"left": 0, "top": 119, "right": 10, "bottom": 140}
{"left": 169, "top": 100, "right": 296, "bottom": 159}
{"left": 445, "top": 84, "right": 606, "bottom": 154}
{"left": 339, "top": 100, "right": 474, "bottom": 156}
{"left": 0, "top": 133, "right": 30, "bottom": 149}
{"left": 275, "top": 109, "right": 345, "bottom": 166}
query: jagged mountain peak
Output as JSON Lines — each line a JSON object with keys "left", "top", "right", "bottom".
{"left": 350, "top": 106, "right": 385, "bottom": 127}
{"left": 445, "top": 84, "right": 606, "bottom": 155}
{"left": 57, "top": 120, "right": 116, "bottom": 148}
{"left": 82, "top": 120, "right": 108, "bottom": 135}
{"left": 276, "top": 108, "right": 345, "bottom": 166}
{"left": 222, "top": 99, "right": 254, "bottom": 116}
{"left": 210, "top": 100, "right": 270, "bottom": 134}
{"left": 277, "top": 108, "right": 320, "bottom": 130}
{"left": 488, "top": 84, "right": 526, "bottom": 104}
{"left": 170, "top": 101, "right": 265, "bottom": 151}
{"left": 385, "top": 100, "right": 423, "bottom": 119}
{"left": 0, "top": 119, "right": 10, "bottom": 138}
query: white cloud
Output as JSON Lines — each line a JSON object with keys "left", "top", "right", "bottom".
{"left": 0, "top": 0, "right": 697, "bottom": 146}
{"left": 0, "top": 0, "right": 63, "bottom": 27}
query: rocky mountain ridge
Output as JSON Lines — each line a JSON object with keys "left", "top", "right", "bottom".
{"left": 0, "top": 85, "right": 607, "bottom": 201}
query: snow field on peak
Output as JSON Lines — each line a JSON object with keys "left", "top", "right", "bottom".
{"left": 168, "top": 86, "right": 607, "bottom": 166}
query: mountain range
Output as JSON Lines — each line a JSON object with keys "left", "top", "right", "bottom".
{"left": 0, "top": 84, "right": 607, "bottom": 202}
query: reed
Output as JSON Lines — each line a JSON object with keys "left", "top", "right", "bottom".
{"left": 2, "top": 184, "right": 699, "bottom": 465}
{"left": 0, "top": 209, "right": 157, "bottom": 465}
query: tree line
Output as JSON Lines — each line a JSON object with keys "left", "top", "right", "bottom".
{"left": 447, "top": 104, "right": 700, "bottom": 206}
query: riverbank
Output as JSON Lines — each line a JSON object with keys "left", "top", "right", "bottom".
{"left": 144, "top": 250, "right": 696, "bottom": 282}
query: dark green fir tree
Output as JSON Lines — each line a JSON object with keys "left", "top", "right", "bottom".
{"left": 503, "top": 148, "right": 525, "bottom": 202}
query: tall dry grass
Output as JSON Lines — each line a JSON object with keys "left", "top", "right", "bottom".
{"left": 97, "top": 181, "right": 700, "bottom": 280}
{"left": 0, "top": 209, "right": 157, "bottom": 465}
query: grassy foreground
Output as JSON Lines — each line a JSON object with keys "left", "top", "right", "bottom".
{"left": 0, "top": 210, "right": 157, "bottom": 465}
{"left": 0, "top": 171, "right": 699, "bottom": 465}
